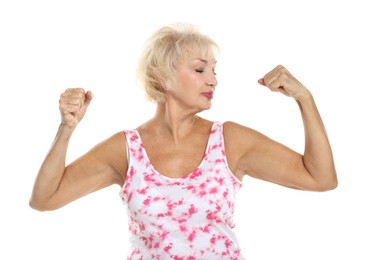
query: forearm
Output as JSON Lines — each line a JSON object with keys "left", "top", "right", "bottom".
{"left": 29, "top": 124, "right": 75, "bottom": 210}
{"left": 297, "top": 92, "right": 337, "bottom": 190}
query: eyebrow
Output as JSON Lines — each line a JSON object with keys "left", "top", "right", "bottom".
{"left": 195, "top": 58, "right": 217, "bottom": 64}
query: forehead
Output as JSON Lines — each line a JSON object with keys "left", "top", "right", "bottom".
{"left": 191, "top": 58, "right": 217, "bottom": 66}
{"left": 181, "top": 47, "right": 217, "bottom": 65}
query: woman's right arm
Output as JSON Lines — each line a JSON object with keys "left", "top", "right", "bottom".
{"left": 29, "top": 88, "right": 127, "bottom": 211}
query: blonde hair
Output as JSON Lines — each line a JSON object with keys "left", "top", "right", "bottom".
{"left": 136, "top": 23, "right": 219, "bottom": 103}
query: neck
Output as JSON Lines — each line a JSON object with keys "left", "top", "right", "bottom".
{"left": 153, "top": 102, "right": 199, "bottom": 141}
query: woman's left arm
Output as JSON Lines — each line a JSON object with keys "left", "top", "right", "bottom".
{"left": 258, "top": 65, "right": 338, "bottom": 191}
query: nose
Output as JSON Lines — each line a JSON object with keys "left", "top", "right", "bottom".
{"left": 206, "top": 74, "right": 217, "bottom": 87}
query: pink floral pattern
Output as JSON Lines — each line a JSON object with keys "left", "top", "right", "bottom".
{"left": 119, "top": 122, "right": 245, "bottom": 259}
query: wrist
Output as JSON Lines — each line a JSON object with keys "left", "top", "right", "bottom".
{"left": 295, "top": 87, "right": 312, "bottom": 103}
{"left": 58, "top": 123, "right": 77, "bottom": 136}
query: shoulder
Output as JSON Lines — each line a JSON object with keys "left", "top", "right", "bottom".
{"left": 222, "top": 121, "right": 249, "bottom": 147}
{"left": 103, "top": 131, "right": 127, "bottom": 146}
{"left": 90, "top": 131, "right": 127, "bottom": 162}
{"left": 223, "top": 121, "right": 273, "bottom": 154}
{"left": 222, "top": 121, "right": 272, "bottom": 177}
{"left": 222, "top": 121, "right": 260, "bottom": 139}
{"left": 222, "top": 121, "right": 270, "bottom": 159}
{"left": 97, "top": 131, "right": 128, "bottom": 182}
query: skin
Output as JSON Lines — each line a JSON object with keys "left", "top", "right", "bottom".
{"left": 29, "top": 53, "right": 338, "bottom": 211}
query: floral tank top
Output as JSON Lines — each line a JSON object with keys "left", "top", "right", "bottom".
{"left": 119, "top": 121, "right": 245, "bottom": 259}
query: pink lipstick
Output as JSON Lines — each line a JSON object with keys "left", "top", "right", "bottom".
{"left": 201, "top": 92, "right": 213, "bottom": 100}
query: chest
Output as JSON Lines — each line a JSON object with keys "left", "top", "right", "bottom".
{"left": 141, "top": 133, "right": 210, "bottom": 179}
{"left": 121, "top": 126, "right": 242, "bottom": 229}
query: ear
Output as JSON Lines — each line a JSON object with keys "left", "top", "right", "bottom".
{"left": 153, "top": 81, "right": 167, "bottom": 93}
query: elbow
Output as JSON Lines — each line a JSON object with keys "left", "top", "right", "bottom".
{"left": 29, "top": 200, "right": 45, "bottom": 212}
{"left": 29, "top": 199, "right": 48, "bottom": 212}
{"left": 322, "top": 169, "right": 339, "bottom": 191}
{"left": 317, "top": 181, "right": 338, "bottom": 192}
{"left": 327, "top": 178, "right": 339, "bottom": 191}
{"left": 314, "top": 176, "right": 338, "bottom": 192}
{"left": 29, "top": 198, "right": 60, "bottom": 212}
{"left": 329, "top": 176, "right": 339, "bottom": 190}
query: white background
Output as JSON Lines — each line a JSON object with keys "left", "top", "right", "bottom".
{"left": 1, "top": 0, "right": 369, "bottom": 259}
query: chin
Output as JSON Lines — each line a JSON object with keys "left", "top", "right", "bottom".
{"left": 192, "top": 100, "right": 212, "bottom": 113}
{"left": 199, "top": 104, "right": 212, "bottom": 111}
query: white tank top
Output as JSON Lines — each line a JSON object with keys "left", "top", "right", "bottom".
{"left": 119, "top": 121, "right": 245, "bottom": 259}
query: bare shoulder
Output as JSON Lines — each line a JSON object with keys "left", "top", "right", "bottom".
{"left": 101, "top": 131, "right": 127, "bottom": 149}
{"left": 90, "top": 131, "right": 126, "bottom": 157}
{"left": 223, "top": 120, "right": 249, "bottom": 134}
{"left": 83, "top": 131, "right": 128, "bottom": 185}
{"left": 100, "top": 131, "right": 127, "bottom": 167}
{"left": 222, "top": 121, "right": 271, "bottom": 177}
{"left": 223, "top": 120, "right": 268, "bottom": 143}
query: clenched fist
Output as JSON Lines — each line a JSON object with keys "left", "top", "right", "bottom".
{"left": 59, "top": 88, "right": 93, "bottom": 129}
{"left": 258, "top": 65, "right": 310, "bottom": 101}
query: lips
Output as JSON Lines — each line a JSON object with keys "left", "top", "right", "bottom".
{"left": 201, "top": 92, "right": 214, "bottom": 100}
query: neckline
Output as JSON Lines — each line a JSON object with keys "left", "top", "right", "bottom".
{"left": 134, "top": 121, "right": 219, "bottom": 181}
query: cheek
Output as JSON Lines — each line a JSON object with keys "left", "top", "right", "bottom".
{"left": 174, "top": 70, "right": 203, "bottom": 94}
{"left": 176, "top": 75, "right": 196, "bottom": 90}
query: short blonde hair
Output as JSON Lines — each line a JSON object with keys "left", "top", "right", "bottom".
{"left": 136, "top": 23, "right": 219, "bottom": 103}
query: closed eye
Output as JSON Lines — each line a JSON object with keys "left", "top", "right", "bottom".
{"left": 195, "top": 68, "right": 217, "bottom": 76}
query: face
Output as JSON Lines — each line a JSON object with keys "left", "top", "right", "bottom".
{"left": 167, "top": 52, "right": 218, "bottom": 112}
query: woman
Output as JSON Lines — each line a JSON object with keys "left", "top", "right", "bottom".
{"left": 29, "top": 23, "right": 337, "bottom": 259}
